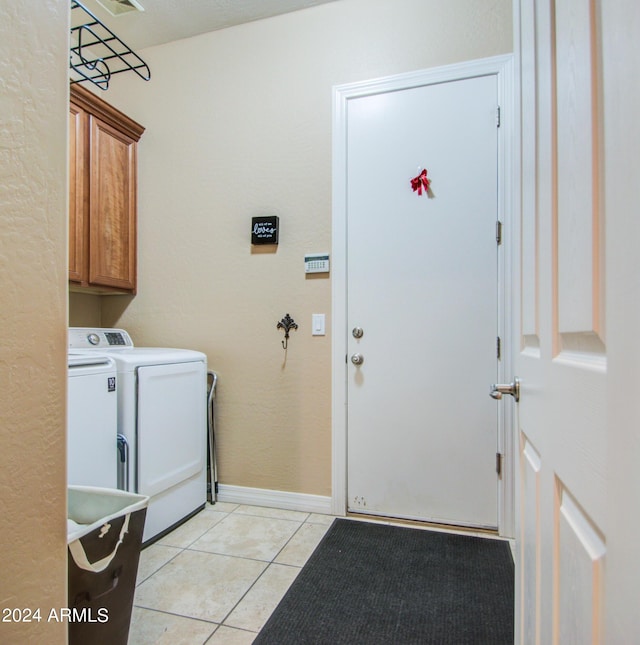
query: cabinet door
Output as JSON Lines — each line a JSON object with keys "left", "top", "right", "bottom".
{"left": 88, "top": 115, "right": 137, "bottom": 292}
{"left": 68, "top": 104, "right": 88, "bottom": 283}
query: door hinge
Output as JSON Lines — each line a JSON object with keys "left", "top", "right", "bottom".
{"left": 496, "top": 220, "right": 503, "bottom": 245}
{"left": 496, "top": 336, "right": 501, "bottom": 360}
{"left": 496, "top": 453, "right": 503, "bottom": 477}
{"left": 496, "top": 105, "right": 501, "bottom": 127}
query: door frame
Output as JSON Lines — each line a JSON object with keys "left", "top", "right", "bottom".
{"left": 331, "top": 54, "right": 516, "bottom": 537}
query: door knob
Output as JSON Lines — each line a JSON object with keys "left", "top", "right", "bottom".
{"left": 490, "top": 377, "right": 520, "bottom": 402}
{"left": 351, "top": 353, "right": 364, "bottom": 365}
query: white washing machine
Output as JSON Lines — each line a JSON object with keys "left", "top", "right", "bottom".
{"left": 69, "top": 328, "right": 207, "bottom": 544}
{"left": 67, "top": 353, "right": 118, "bottom": 489}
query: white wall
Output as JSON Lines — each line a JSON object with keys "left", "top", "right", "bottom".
{"left": 0, "top": 2, "right": 68, "bottom": 642}
{"left": 74, "top": 0, "right": 513, "bottom": 497}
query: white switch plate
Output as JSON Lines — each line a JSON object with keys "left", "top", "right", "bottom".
{"left": 312, "top": 313, "right": 325, "bottom": 336}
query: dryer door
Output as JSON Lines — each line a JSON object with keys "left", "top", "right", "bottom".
{"left": 136, "top": 361, "right": 206, "bottom": 497}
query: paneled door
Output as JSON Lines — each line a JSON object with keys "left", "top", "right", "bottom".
{"left": 514, "top": 0, "right": 617, "bottom": 641}
{"left": 333, "top": 57, "right": 514, "bottom": 530}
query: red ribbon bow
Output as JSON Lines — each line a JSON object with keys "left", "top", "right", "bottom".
{"left": 410, "top": 168, "right": 431, "bottom": 196}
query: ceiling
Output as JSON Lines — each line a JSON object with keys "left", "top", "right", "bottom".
{"left": 75, "top": 0, "right": 340, "bottom": 52}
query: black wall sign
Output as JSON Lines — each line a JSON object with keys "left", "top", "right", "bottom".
{"left": 251, "top": 216, "right": 279, "bottom": 245}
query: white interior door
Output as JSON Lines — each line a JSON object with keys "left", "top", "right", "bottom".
{"left": 514, "top": 0, "right": 621, "bottom": 641}
{"left": 342, "top": 68, "right": 504, "bottom": 529}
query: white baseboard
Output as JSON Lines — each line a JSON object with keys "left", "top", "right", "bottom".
{"left": 216, "top": 484, "right": 333, "bottom": 515}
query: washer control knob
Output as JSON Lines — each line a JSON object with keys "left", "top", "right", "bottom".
{"left": 87, "top": 333, "right": 100, "bottom": 346}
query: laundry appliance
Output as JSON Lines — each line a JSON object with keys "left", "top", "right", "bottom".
{"left": 69, "top": 328, "right": 208, "bottom": 544}
{"left": 67, "top": 353, "right": 118, "bottom": 489}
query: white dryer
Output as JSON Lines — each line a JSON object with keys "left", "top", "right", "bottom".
{"left": 69, "top": 328, "right": 207, "bottom": 544}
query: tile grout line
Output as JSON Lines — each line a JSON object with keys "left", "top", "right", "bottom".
{"left": 134, "top": 545, "right": 186, "bottom": 588}
{"left": 214, "top": 515, "right": 311, "bottom": 632}
{"left": 131, "top": 603, "right": 219, "bottom": 626}
{"left": 134, "top": 507, "right": 234, "bottom": 588}
{"left": 132, "top": 504, "right": 335, "bottom": 642}
{"left": 214, "top": 509, "right": 330, "bottom": 633}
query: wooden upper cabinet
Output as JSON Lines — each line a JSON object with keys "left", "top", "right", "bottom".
{"left": 69, "top": 85, "right": 145, "bottom": 294}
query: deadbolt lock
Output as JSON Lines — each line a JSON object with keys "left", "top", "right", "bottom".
{"left": 352, "top": 327, "right": 364, "bottom": 339}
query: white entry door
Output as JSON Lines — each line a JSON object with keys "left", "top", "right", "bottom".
{"left": 334, "top": 58, "right": 513, "bottom": 530}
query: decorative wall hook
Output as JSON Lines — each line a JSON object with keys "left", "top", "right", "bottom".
{"left": 277, "top": 314, "right": 298, "bottom": 350}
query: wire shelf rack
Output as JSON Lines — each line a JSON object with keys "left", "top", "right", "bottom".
{"left": 70, "top": 0, "right": 151, "bottom": 90}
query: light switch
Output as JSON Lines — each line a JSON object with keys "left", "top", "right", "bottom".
{"left": 312, "top": 313, "right": 325, "bottom": 336}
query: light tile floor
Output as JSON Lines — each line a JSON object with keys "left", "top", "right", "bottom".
{"left": 129, "top": 502, "right": 335, "bottom": 644}
{"left": 129, "top": 502, "right": 515, "bottom": 644}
